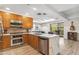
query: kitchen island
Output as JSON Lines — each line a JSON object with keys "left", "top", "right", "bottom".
{"left": 26, "top": 33, "right": 60, "bottom": 55}
{"left": 38, "top": 34, "right": 60, "bottom": 55}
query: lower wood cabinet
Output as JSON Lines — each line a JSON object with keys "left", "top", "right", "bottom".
{"left": 23, "top": 34, "right": 39, "bottom": 50}
{"left": 3, "top": 35, "right": 11, "bottom": 49}
{"left": 31, "top": 35, "right": 39, "bottom": 50}
{"left": 23, "top": 34, "right": 29, "bottom": 44}
{"left": 33, "top": 35, "right": 39, "bottom": 49}
{"left": 28, "top": 34, "right": 39, "bottom": 50}
{"left": 0, "top": 42, "right": 3, "bottom": 50}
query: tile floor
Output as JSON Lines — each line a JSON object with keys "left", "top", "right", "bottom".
{"left": 0, "top": 37, "right": 79, "bottom": 55}
{"left": 0, "top": 44, "right": 41, "bottom": 55}
{"left": 60, "top": 38, "right": 79, "bottom": 55}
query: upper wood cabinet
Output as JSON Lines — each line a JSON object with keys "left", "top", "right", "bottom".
{"left": 11, "top": 14, "right": 22, "bottom": 21}
{"left": 0, "top": 11, "right": 2, "bottom": 17}
{"left": 22, "top": 17, "right": 33, "bottom": 29}
{"left": 2, "top": 12, "right": 11, "bottom": 30}
{"left": 0, "top": 11, "right": 33, "bottom": 29}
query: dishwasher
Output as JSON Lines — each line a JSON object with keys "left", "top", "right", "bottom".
{"left": 39, "top": 37, "right": 49, "bottom": 55}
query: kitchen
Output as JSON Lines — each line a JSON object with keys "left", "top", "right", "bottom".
{"left": 0, "top": 5, "right": 60, "bottom": 55}
{"left": 0, "top": 4, "right": 79, "bottom": 55}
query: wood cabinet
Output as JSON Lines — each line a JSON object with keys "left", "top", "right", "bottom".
{"left": 0, "top": 12, "right": 23, "bottom": 30}
{"left": 2, "top": 12, "right": 11, "bottom": 30}
{"left": 11, "top": 14, "right": 22, "bottom": 21}
{"left": 32, "top": 35, "right": 39, "bottom": 50}
{"left": 29, "top": 34, "right": 33, "bottom": 46}
{"left": 22, "top": 17, "right": 33, "bottom": 29}
{"left": 3, "top": 35, "right": 11, "bottom": 49}
{"left": 68, "top": 32, "right": 77, "bottom": 41}
{"left": 0, "top": 42, "right": 3, "bottom": 50}
{"left": 0, "top": 11, "right": 2, "bottom": 17}
{"left": 0, "top": 11, "right": 33, "bottom": 29}
{"left": 23, "top": 34, "right": 29, "bottom": 44}
{"left": 23, "top": 34, "right": 39, "bottom": 50}
{"left": 29, "top": 34, "right": 39, "bottom": 50}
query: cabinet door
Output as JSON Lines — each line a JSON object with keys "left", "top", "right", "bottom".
{"left": 33, "top": 35, "right": 39, "bottom": 50}
{"left": 2, "top": 12, "right": 11, "bottom": 29}
{"left": 0, "top": 42, "right": 3, "bottom": 50}
{"left": 0, "top": 11, "right": 3, "bottom": 18}
{"left": 29, "top": 35, "right": 39, "bottom": 50}
{"left": 29, "top": 35, "right": 34, "bottom": 46}
{"left": 23, "top": 34, "right": 29, "bottom": 44}
{"left": 11, "top": 14, "right": 22, "bottom": 21}
{"left": 3, "top": 35, "right": 11, "bottom": 49}
{"left": 22, "top": 17, "right": 33, "bottom": 28}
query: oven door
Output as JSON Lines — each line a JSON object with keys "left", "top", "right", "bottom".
{"left": 11, "top": 38, "right": 23, "bottom": 46}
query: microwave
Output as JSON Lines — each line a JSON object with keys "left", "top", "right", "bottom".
{"left": 10, "top": 20, "right": 22, "bottom": 28}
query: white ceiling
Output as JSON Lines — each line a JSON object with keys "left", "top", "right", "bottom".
{"left": 0, "top": 4, "right": 79, "bottom": 23}
{"left": 50, "top": 4, "right": 79, "bottom": 12}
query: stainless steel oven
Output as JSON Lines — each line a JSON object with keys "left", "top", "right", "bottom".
{"left": 11, "top": 34, "right": 23, "bottom": 46}
{"left": 9, "top": 20, "right": 26, "bottom": 46}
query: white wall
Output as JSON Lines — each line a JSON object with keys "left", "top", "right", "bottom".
{"left": 40, "top": 23, "right": 50, "bottom": 33}
{"left": 31, "top": 23, "right": 50, "bottom": 33}
{"left": 32, "top": 21, "right": 64, "bottom": 34}
{"left": 31, "top": 23, "right": 41, "bottom": 31}
{"left": 39, "top": 21, "right": 64, "bottom": 33}
{"left": 64, "top": 19, "right": 79, "bottom": 39}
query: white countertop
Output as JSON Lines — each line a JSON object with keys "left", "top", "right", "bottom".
{"left": 2, "top": 33, "right": 59, "bottom": 39}
{"left": 28, "top": 32, "right": 59, "bottom": 38}
{"left": 39, "top": 34, "right": 59, "bottom": 38}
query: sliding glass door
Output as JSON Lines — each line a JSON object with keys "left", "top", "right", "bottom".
{"left": 50, "top": 22, "right": 64, "bottom": 37}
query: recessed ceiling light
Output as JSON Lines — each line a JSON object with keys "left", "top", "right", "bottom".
{"left": 33, "top": 8, "right": 37, "bottom": 11}
{"left": 49, "top": 19, "right": 55, "bottom": 21}
{"left": 25, "top": 13, "right": 30, "bottom": 16}
{"left": 5, "top": 7, "right": 10, "bottom": 10}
